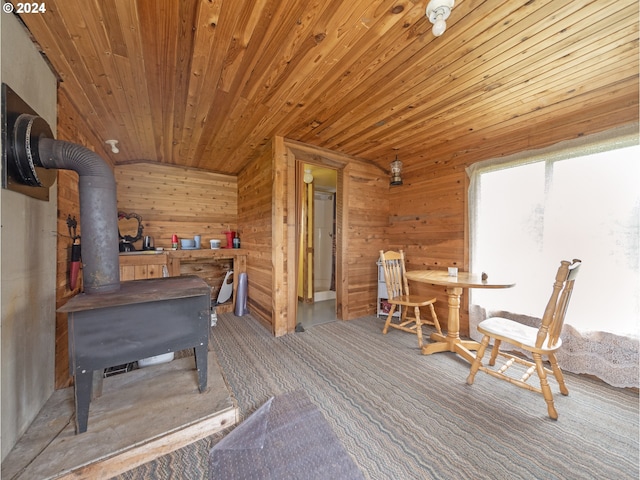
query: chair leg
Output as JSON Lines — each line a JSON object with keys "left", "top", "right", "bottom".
{"left": 548, "top": 353, "right": 569, "bottom": 396}
{"left": 382, "top": 305, "right": 397, "bottom": 335}
{"left": 489, "top": 339, "right": 501, "bottom": 366}
{"left": 534, "top": 353, "right": 558, "bottom": 420}
{"left": 467, "top": 335, "right": 490, "bottom": 385}
{"left": 428, "top": 303, "right": 442, "bottom": 335}
{"left": 414, "top": 306, "right": 423, "bottom": 347}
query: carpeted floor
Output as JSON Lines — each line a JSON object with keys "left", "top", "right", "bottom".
{"left": 116, "top": 313, "right": 639, "bottom": 479}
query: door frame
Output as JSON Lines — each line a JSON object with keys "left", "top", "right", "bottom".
{"left": 284, "top": 140, "right": 347, "bottom": 331}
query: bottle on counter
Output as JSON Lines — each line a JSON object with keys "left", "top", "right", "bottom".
{"left": 172, "top": 234, "right": 178, "bottom": 250}
{"left": 233, "top": 232, "right": 240, "bottom": 249}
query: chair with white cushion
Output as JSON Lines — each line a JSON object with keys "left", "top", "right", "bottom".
{"left": 467, "top": 259, "right": 581, "bottom": 419}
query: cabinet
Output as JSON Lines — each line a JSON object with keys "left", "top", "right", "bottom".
{"left": 119, "top": 252, "right": 178, "bottom": 280}
{"left": 376, "top": 261, "right": 400, "bottom": 318}
{"left": 119, "top": 249, "right": 247, "bottom": 314}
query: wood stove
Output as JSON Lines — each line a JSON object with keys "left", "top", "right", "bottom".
{"left": 5, "top": 93, "right": 214, "bottom": 434}
{"left": 59, "top": 275, "right": 211, "bottom": 434}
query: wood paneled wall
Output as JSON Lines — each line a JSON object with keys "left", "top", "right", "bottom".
{"left": 114, "top": 163, "right": 237, "bottom": 250}
{"left": 237, "top": 141, "right": 275, "bottom": 331}
{"left": 340, "top": 160, "right": 390, "bottom": 319}
{"left": 237, "top": 138, "right": 389, "bottom": 335}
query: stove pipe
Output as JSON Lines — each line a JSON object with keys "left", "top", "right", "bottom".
{"left": 12, "top": 114, "right": 120, "bottom": 294}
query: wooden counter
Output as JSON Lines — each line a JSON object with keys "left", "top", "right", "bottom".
{"left": 119, "top": 249, "right": 247, "bottom": 313}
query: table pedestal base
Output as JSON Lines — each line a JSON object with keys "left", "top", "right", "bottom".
{"left": 421, "top": 333, "right": 479, "bottom": 363}
{"left": 419, "top": 285, "right": 480, "bottom": 362}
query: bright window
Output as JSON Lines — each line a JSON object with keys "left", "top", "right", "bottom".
{"left": 467, "top": 125, "right": 639, "bottom": 388}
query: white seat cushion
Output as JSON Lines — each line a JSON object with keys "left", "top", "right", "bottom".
{"left": 478, "top": 317, "right": 561, "bottom": 351}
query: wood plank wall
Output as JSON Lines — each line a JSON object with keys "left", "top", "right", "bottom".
{"left": 341, "top": 161, "right": 389, "bottom": 320}
{"left": 114, "top": 163, "right": 237, "bottom": 303}
{"left": 237, "top": 138, "right": 389, "bottom": 334}
{"left": 114, "top": 163, "right": 237, "bottom": 250}
{"left": 388, "top": 109, "right": 639, "bottom": 336}
{"left": 237, "top": 142, "right": 274, "bottom": 330}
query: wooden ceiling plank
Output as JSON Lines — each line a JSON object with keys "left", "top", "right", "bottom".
{"left": 287, "top": 0, "right": 544, "bottom": 143}
{"left": 194, "top": 0, "right": 330, "bottom": 167}
{"left": 189, "top": 0, "right": 298, "bottom": 167}
{"left": 63, "top": 2, "right": 133, "bottom": 137}
{"left": 310, "top": 0, "right": 606, "bottom": 149}
{"left": 394, "top": 83, "right": 640, "bottom": 166}
{"left": 329, "top": 2, "right": 636, "bottom": 155}
{"left": 109, "top": 1, "right": 160, "bottom": 160}
{"left": 18, "top": 1, "right": 115, "bottom": 138}
{"left": 348, "top": 15, "right": 638, "bottom": 156}
{"left": 179, "top": 0, "right": 248, "bottom": 166}
{"left": 414, "top": 93, "right": 640, "bottom": 171}
{"left": 204, "top": 0, "right": 428, "bottom": 170}
{"left": 194, "top": 0, "right": 343, "bottom": 167}
{"left": 326, "top": 0, "right": 627, "bottom": 152}
{"left": 364, "top": 77, "right": 639, "bottom": 165}
{"left": 353, "top": 25, "right": 638, "bottom": 158}
{"left": 136, "top": 0, "right": 185, "bottom": 163}
{"left": 18, "top": 0, "right": 639, "bottom": 174}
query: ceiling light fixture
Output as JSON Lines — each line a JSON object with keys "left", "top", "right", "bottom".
{"left": 426, "top": 0, "right": 454, "bottom": 37}
{"left": 105, "top": 139, "right": 119, "bottom": 154}
{"left": 303, "top": 168, "right": 314, "bottom": 184}
{"left": 390, "top": 155, "right": 403, "bottom": 186}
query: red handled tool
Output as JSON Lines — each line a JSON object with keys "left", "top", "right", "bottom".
{"left": 67, "top": 215, "right": 81, "bottom": 290}
{"left": 69, "top": 238, "right": 81, "bottom": 290}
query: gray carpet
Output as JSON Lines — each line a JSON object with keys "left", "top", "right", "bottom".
{"left": 117, "top": 313, "right": 639, "bottom": 479}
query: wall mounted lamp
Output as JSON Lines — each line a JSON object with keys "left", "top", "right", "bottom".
{"left": 105, "top": 139, "right": 119, "bottom": 154}
{"left": 390, "top": 156, "right": 403, "bottom": 186}
{"left": 426, "top": 0, "right": 454, "bottom": 37}
{"left": 303, "top": 168, "right": 314, "bottom": 184}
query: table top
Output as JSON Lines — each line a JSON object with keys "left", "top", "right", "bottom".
{"left": 405, "top": 270, "right": 515, "bottom": 289}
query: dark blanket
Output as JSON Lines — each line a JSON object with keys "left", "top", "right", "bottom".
{"left": 209, "top": 390, "right": 364, "bottom": 479}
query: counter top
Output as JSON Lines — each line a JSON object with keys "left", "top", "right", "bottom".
{"left": 119, "top": 249, "right": 247, "bottom": 258}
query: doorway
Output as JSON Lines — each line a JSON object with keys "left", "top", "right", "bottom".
{"left": 296, "top": 164, "right": 337, "bottom": 329}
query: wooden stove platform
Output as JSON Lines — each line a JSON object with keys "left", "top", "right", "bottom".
{"left": 2, "top": 352, "right": 237, "bottom": 480}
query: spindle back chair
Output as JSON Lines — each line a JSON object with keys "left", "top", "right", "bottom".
{"left": 467, "top": 259, "right": 582, "bottom": 419}
{"left": 378, "top": 250, "right": 441, "bottom": 348}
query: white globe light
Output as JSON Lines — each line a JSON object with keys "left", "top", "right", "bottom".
{"left": 432, "top": 15, "right": 447, "bottom": 36}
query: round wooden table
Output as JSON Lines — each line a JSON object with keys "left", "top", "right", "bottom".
{"left": 405, "top": 270, "right": 515, "bottom": 362}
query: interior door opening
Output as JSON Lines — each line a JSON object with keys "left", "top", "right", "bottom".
{"left": 296, "top": 163, "right": 338, "bottom": 330}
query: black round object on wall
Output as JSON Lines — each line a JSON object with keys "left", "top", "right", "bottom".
{"left": 10, "top": 113, "right": 56, "bottom": 187}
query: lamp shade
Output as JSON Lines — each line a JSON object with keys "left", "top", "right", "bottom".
{"left": 390, "top": 158, "right": 403, "bottom": 186}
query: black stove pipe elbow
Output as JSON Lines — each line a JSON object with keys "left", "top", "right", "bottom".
{"left": 12, "top": 113, "right": 120, "bottom": 294}
{"left": 38, "top": 137, "right": 120, "bottom": 294}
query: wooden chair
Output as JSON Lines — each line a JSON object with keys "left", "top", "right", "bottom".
{"left": 378, "top": 250, "right": 442, "bottom": 348}
{"left": 467, "top": 259, "right": 581, "bottom": 419}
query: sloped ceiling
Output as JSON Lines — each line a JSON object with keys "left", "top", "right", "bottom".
{"left": 16, "top": 0, "right": 639, "bottom": 175}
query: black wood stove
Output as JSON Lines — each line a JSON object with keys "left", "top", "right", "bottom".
{"left": 59, "top": 275, "right": 211, "bottom": 434}
{"left": 5, "top": 92, "right": 213, "bottom": 435}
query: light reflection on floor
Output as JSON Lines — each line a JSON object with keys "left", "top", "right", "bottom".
{"left": 297, "top": 299, "right": 337, "bottom": 330}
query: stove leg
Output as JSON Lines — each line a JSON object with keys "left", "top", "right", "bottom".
{"left": 194, "top": 344, "right": 208, "bottom": 392}
{"left": 74, "top": 371, "right": 93, "bottom": 434}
